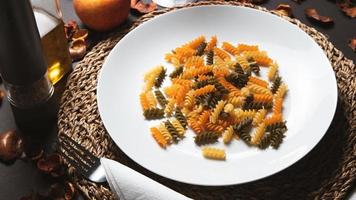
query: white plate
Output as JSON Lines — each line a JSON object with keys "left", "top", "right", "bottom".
{"left": 97, "top": 5, "right": 337, "bottom": 186}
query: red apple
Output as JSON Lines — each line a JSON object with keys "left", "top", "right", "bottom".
{"left": 73, "top": 0, "right": 130, "bottom": 32}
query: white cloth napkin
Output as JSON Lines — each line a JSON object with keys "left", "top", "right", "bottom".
{"left": 100, "top": 158, "right": 191, "bottom": 200}
{"left": 152, "top": 0, "right": 196, "bottom": 8}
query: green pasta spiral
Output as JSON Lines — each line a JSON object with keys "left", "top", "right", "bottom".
{"left": 169, "top": 66, "right": 183, "bottom": 78}
{"left": 271, "top": 76, "right": 282, "bottom": 94}
{"left": 233, "top": 117, "right": 253, "bottom": 133}
{"left": 247, "top": 57, "right": 260, "bottom": 75}
{"left": 174, "top": 108, "right": 188, "bottom": 129}
{"left": 266, "top": 121, "right": 287, "bottom": 132}
{"left": 143, "top": 108, "right": 165, "bottom": 120}
{"left": 154, "top": 90, "right": 168, "bottom": 108}
{"left": 258, "top": 134, "right": 271, "bottom": 149}
{"left": 212, "top": 80, "right": 229, "bottom": 94}
{"left": 164, "top": 121, "right": 180, "bottom": 143}
{"left": 206, "top": 50, "right": 214, "bottom": 65}
{"left": 243, "top": 101, "right": 273, "bottom": 110}
{"left": 238, "top": 126, "right": 252, "bottom": 144}
{"left": 226, "top": 72, "right": 248, "bottom": 88}
{"left": 196, "top": 42, "right": 207, "bottom": 56}
{"left": 234, "top": 62, "right": 245, "bottom": 76}
{"left": 270, "top": 128, "right": 287, "bottom": 149}
{"left": 194, "top": 131, "right": 219, "bottom": 146}
{"left": 206, "top": 92, "right": 223, "bottom": 109}
{"left": 154, "top": 68, "right": 166, "bottom": 88}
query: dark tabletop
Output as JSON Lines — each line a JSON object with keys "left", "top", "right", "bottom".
{"left": 0, "top": 0, "right": 355, "bottom": 199}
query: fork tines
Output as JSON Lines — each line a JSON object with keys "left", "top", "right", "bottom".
{"left": 59, "top": 134, "right": 100, "bottom": 176}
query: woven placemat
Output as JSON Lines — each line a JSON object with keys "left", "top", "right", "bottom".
{"left": 57, "top": 1, "right": 356, "bottom": 199}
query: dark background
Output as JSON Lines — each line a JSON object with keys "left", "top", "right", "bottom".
{"left": 0, "top": 0, "right": 354, "bottom": 199}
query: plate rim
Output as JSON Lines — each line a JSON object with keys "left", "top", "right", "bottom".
{"left": 97, "top": 4, "right": 338, "bottom": 186}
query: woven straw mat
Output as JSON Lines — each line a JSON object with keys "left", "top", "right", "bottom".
{"left": 57, "top": 1, "right": 356, "bottom": 200}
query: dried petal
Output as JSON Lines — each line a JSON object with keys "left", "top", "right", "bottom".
{"left": 291, "top": 0, "right": 304, "bottom": 3}
{"left": 64, "top": 20, "right": 79, "bottom": 40}
{"left": 305, "top": 8, "right": 333, "bottom": 24}
{"left": 37, "top": 153, "right": 63, "bottom": 174}
{"left": 349, "top": 37, "right": 356, "bottom": 52}
{"left": 131, "top": 1, "right": 157, "bottom": 14}
{"left": 274, "top": 4, "right": 293, "bottom": 17}
{"left": 0, "top": 130, "right": 24, "bottom": 162}
{"left": 69, "top": 39, "right": 87, "bottom": 61}
{"left": 251, "top": 0, "right": 267, "bottom": 4}
{"left": 64, "top": 182, "right": 77, "bottom": 200}
{"left": 72, "top": 29, "right": 89, "bottom": 42}
{"left": 338, "top": 3, "right": 356, "bottom": 18}
{"left": 0, "top": 90, "right": 5, "bottom": 106}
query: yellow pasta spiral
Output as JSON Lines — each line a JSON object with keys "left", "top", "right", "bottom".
{"left": 183, "top": 91, "right": 195, "bottom": 108}
{"left": 223, "top": 126, "right": 234, "bottom": 144}
{"left": 253, "top": 109, "right": 267, "bottom": 126}
{"left": 146, "top": 91, "right": 157, "bottom": 108}
{"left": 202, "top": 147, "right": 226, "bottom": 160}
{"left": 236, "top": 55, "right": 250, "bottom": 72}
{"left": 268, "top": 62, "right": 279, "bottom": 81}
{"left": 164, "top": 98, "right": 176, "bottom": 116}
{"left": 171, "top": 118, "right": 185, "bottom": 137}
{"left": 248, "top": 84, "right": 273, "bottom": 96}
{"left": 228, "top": 96, "right": 245, "bottom": 107}
{"left": 274, "top": 83, "right": 288, "bottom": 99}
{"left": 181, "top": 66, "right": 213, "bottom": 79}
{"left": 223, "top": 103, "right": 234, "bottom": 114}
{"left": 210, "top": 100, "right": 226, "bottom": 124}
{"left": 251, "top": 122, "right": 266, "bottom": 145}
{"left": 243, "top": 51, "right": 272, "bottom": 66}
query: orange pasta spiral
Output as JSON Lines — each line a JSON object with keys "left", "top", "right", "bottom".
{"left": 253, "top": 94, "right": 273, "bottom": 103}
{"left": 236, "top": 44, "right": 259, "bottom": 53}
{"left": 184, "top": 56, "right": 205, "bottom": 68}
{"left": 248, "top": 76, "right": 269, "bottom": 88}
{"left": 193, "top": 85, "right": 216, "bottom": 97}
{"left": 183, "top": 35, "right": 205, "bottom": 49}
{"left": 243, "top": 51, "right": 272, "bottom": 66}
{"left": 273, "top": 97, "right": 283, "bottom": 114}
{"left": 213, "top": 47, "right": 231, "bottom": 61}
{"left": 222, "top": 42, "right": 239, "bottom": 56}
{"left": 204, "top": 123, "right": 225, "bottom": 132}
{"left": 206, "top": 35, "right": 217, "bottom": 51}
{"left": 264, "top": 114, "right": 283, "bottom": 125}
{"left": 188, "top": 117, "right": 203, "bottom": 134}
{"left": 150, "top": 127, "right": 167, "bottom": 148}
{"left": 139, "top": 92, "right": 150, "bottom": 111}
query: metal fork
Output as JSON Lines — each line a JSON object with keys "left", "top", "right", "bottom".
{"left": 59, "top": 134, "right": 107, "bottom": 183}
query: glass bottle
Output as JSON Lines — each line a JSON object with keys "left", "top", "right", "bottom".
{"left": 31, "top": 0, "right": 72, "bottom": 85}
